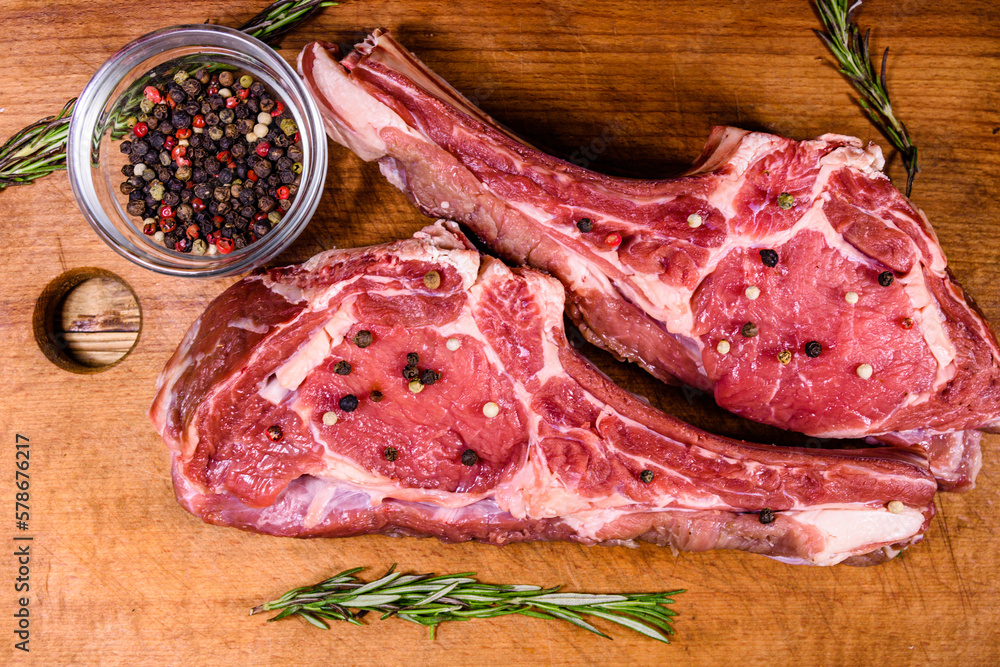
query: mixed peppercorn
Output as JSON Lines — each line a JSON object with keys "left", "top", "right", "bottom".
{"left": 118, "top": 66, "right": 302, "bottom": 254}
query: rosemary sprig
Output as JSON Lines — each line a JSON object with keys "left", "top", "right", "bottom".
{"left": 239, "top": 0, "right": 337, "bottom": 45}
{"left": 0, "top": 99, "right": 75, "bottom": 188}
{"left": 814, "top": 0, "right": 919, "bottom": 196}
{"left": 0, "top": 0, "right": 335, "bottom": 191}
{"left": 250, "top": 565, "right": 685, "bottom": 643}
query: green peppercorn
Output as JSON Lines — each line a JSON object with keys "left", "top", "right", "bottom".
{"left": 239, "top": 74, "right": 254, "bottom": 88}
{"left": 280, "top": 118, "right": 298, "bottom": 136}
{"left": 173, "top": 70, "right": 189, "bottom": 84}
{"left": 370, "top": 390, "right": 383, "bottom": 403}
{"left": 777, "top": 192, "right": 795, "bottom": 209}
{"left": 149, "top": 181, "right": 165, "bottom": 201}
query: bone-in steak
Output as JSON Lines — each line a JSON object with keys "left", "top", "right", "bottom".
{"left": 297, "top": 31, "right": 1000, "bottom": 490}
{"left": 149, "top": 223, "right": 937, "bottom": 566}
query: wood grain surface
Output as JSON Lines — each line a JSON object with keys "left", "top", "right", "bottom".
{"left": 1, "top": 1, "right": 999, "bottom": 664}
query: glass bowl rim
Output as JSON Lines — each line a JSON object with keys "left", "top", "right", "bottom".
{"left": 66, "top": 23, "right": 327, "bottom": 278}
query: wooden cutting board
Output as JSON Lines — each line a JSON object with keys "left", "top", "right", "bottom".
{"left": 2, "top": 1, "right": 998, "bottom": 664}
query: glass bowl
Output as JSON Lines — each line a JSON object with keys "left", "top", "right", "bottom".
{"left": 67, "top": 24, "right": 327, "bottom": 278}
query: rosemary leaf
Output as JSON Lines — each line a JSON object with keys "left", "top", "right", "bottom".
{"left": 251, "top": 566, "right": 684, "bottom": 643}
{"left": 814, "top": 0, "right": 919, "bottom": 196}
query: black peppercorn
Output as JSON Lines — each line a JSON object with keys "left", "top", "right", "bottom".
{"left": 253, "top": 221, "right": 271, "bottom": 237}
{"left": 370, "top": 390, "right": 383, "bottom": 403}
{"left": 461, "top": 449, "right": 479, "bottom": 466}
{"left": 353, "top": 330, "right": 373, "bottom": 348}
{"left": 257, "top": 195, "right": 275, "bottom": 212}
{"left": 406, "top": 352, "right": 419, "bottom": 365}
{"left": 759, "top": 508, "right": 776, "bottom": 524}
{"left": 253, "top": 160, "right": 272, "bottom": 179}
{"left": 266, "top": 424, "right": 283, "bottom": 441}
{"left": 878, "top": 271, "right": 894, "bottom": 287}
{"left": 339, "top": 394, "right": 359, "bottom": 412}
{"left": 576, "top": 217, "right": 593, "bottom": 233}
{"left": 421, "top": 369, "right": 439, "bottom": 386}
{"left": 181, "top": 78, "right": 201, "bottom": 97}
{"left": 384, "top": 446, "right": 398, "bottom": 462}
{"left": 334, "top": 360, "right": 352, "bottom": 376}
{"left": 402, "top": 364, "right": 419, "bottom": 380}
{"left": 759, "top": 248, "right": 779, "bottom": 267}
{"left": 639, "top": 469, "right": 654, "bottom": 484}
{"left": 804, "top": 341, "right": 822, "bottom": 358}
{"left": 120, "top": 140, "right": 133, "bottom": 154}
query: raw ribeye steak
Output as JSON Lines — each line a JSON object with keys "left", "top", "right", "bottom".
{"left": 297, "top": 31, "right": 1000, "bottom": 490}
{"left": 149, "top": 222, "right": 937, "bottom": 566}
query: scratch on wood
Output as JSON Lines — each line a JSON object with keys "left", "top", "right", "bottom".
{"left": 935, "top": 499, "right": 972, "bottom": 617}
{"left": 57, "top": 236, "right": 67, "bottom": 272}
{"left": 671, "top": 64, "right": 682, "bottom": 119}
